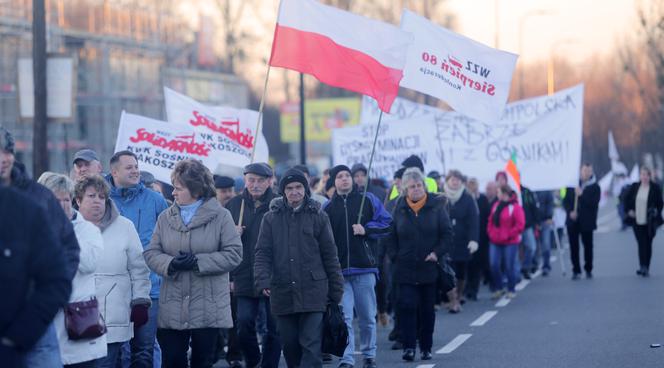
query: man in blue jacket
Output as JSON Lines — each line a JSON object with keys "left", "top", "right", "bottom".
{"left": 323, "top": 165, "right": 392, "bottom": 368}
{"left": 107, "top": 150, "right": 168, "bottom": 368}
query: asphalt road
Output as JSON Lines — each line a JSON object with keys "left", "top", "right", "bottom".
{"left": 216, "top": 203, "right": 664, "bottom": 367}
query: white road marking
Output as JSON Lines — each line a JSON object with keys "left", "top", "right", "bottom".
{"left": 531, "top": 269, "right": 542, "bottom": 279}
{"left": 495, "top": 297, "right": 511, "bottom": 307}
{"left": 415, "top": 365, "right": 436, "bottom": 368}
{"left": 551, "top": 256, "right": 558, "bottom": 262}
{"left": 515, "top": 279, "right": 530, "bottom": 291}
{"left": 436, "top": 334, "right": 472, "bottom": 354}
{"left": 470, "top": 311, "right": 498, "bottom": 326}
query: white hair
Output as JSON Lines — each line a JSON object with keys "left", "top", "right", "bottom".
{"left": 400, "top": 167, "right": 426, "bottom": 192}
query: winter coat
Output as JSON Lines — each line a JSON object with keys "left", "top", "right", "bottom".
{"left": 54, "top": 211, "right": 107, "bottom": 365}
{"left": 0, "top": 188, "right": 71, "bottom": 357}
{"left": 521, "top": 186, "right": 540, "bottom": 228}
{"left": 145, "top": 198, "right": 242, "bottom": 330}
{"left": 323, "top": 188, "right": 391, "bottom": 274}
{"left": 487, "top": 195, "right": 526, "bottom": 246}
{"left": 563, "top": 178, "right": 601, "bottom": 232}
{"left": 107, "top": 176, "right": 169, "bottom": 300}
{"left": 446, "top": 190, "right": 479, "bottom": 262}
{"left": 624, "top": 181, "right": 664, "bottom": 228}
{"left": 536, "top": 191, "right": 555, "bottom": 222}
{"left": 254, "top": 197, "right": 344, "bottom": 316}
{"left": 477, "top": 194, "right": 491, "bottom": 249}
{"left": 226, "top": 188, "right": 278, "bottom": 297}
{"left": 384, "top": 195, "right": 454, "bottom": 285}
{"left": 10, "top": 162, "right": 80, "bottom": 281}
{"left": 95, "top": 200, "right": 151, "bottom": 343}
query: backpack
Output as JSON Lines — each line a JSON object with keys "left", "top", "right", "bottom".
{"left": 321, "top": 303, "right": 349, "bottom": 357}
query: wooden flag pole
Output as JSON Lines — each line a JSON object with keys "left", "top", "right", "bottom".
{"left": 238, "top": 64, "right": 273, "bottom": 228}
{"left": 356, "top": 109, "right": 384, "bottom": 224}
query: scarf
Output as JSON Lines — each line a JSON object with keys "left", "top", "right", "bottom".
{"left": 492, "top": 200, "right": 510, "bottom": 227}
{"left": 407, "top": 193, "right": 427, "bottom": 216}
{"left": 580, "top": 175, "right": 597, "bottom": 190}
{"left": 179, "top": 199, "right": 204, "bottom": 226}
{"left": 443, "top": 183, "right": 465, "bottom": 205}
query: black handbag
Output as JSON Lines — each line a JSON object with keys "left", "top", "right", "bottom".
{"left": 64, "top": 297, "right": 107, "bottom": 340}
{"left": 437, "top": 255, "right": 457, "bottom": 293}
{"left": 321, "top": 303, "right": 349, "bottom": 357}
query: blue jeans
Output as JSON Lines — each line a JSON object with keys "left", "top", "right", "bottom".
{"left": 236, "top": 296, "right": 281, "bottom": 368}
{"left": 490, "top": 244, "right": 518, "bottom": 292}
{"left": 539, "top": 222, "right": 553, "bottom": 271}
{"left": 520, "top": 227, "right": 537, "bottom": 272}
{"left": 97, "top": 342, "right": 123, "bottom": 368}
{"left": 120, "top": 299, "right": 160, "bottom": 368}
{"left": 24, "top": 322, "right": 62, "bottom": 367}
{"left": 339, "top": 273, "right": 377, "bottom": 365}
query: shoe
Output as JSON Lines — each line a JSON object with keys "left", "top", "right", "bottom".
{"left": 421, "top": 351, "right": 432, "bottom": 360}
{"left": 466, "top": 293, "right": 478, "bottom": 301}
{"left": 643, "top": 268, "right": 650, "bottom": 277}
{"left": 637, "top": 268, "right": 644, "bottom": 276}
{"left": 585, "top": 272, "right": 593, "bottom": 279}
{"left": 229, "top": 361, "right": 243, "bottom": 368}
{"left": 542, "top": 269, "right": 549, "bottom": 277}
{"left": 391, "top": 341, "right": 403, "bottom": 350}
{"left": 448, "top": 304, "right": 461, "bottom": 314}
{"left": 571, "top": 273, "right": 581, "bottom": 280}
{"left": 522, "top": 270, "right": 531, "bottom": 280}
{"left": 402, "top": 349, "right": 415, "bottom": 362}
{"left": 338, "top": 363, "right": 354, "bottom": 368}
{"left": 491, "top": 291, "right": 504, "bottom": 300}
{"left": 323, "top": 353, "right": 333, "bottom": 363}
{"left": 388, "top": 328, "right": 398, "bottom": 341}
{"left": 363, "top": 358, "right": 377, "bottom": 368}
{"left": 506, "top": 292, "right": 516, "bottom": 299}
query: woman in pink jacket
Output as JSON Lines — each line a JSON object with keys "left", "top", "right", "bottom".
{"left": 487, "top": 185, "right": 525, "bottom": 299}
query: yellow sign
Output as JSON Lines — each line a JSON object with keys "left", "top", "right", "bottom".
{"left": 280, "top": 98, "right": 361, "bottom": 142}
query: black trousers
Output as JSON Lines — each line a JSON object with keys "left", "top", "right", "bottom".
{"left": 397, "top": 283, "right": 436, "bottom": 352}
{"left": 466, "top": 240, "right": 490, "bottom": 297}
{"left": 157, "top": 328, "right": 219, "bottom": 368}
{"left": 224, "top": 293, "right": 243, "bottom": 363}
{"left": 567, "top": 225, "right": 594, "bottom": 274}
{"left": 275, "top": 312, "right": 324, "bottom": 368}
{"left": 633, "top": 225, "right": 654, "bottom": 268}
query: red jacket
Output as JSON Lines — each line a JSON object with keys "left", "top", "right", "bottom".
{"left": 487, "top": 195, "right": 525, "bottom": 246}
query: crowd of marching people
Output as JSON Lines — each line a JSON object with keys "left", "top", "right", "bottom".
{"left": 1, "top": 122, "right": 662, "bottom": 368}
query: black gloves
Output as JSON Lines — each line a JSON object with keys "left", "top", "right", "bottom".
{"left": 168, "top": 251, "right": 198, "bottom": 274}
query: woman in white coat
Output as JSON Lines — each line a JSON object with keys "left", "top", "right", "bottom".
{"left": 74, "top": 175, "right": 151, "bottom": 368}
{"left": 39, "top": 173, "right": 108, "bottom": 367}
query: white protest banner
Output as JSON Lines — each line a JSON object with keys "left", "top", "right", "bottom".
{"left": 114, "top": 111, "right": 218, "bottom": 184}
{"left": 399, "top": 9, "right": 518, "bottom": 123}
{"left": 360, "top": 85, "right": 585, "bottom": 191}
{"left": 164, "top": 87, "right": 269, "bottom": 167}
{"left": 332, "top": 118, "right": 444, "bottom": 179}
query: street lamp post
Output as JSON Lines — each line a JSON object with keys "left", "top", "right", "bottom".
{"left": 548, "top": 39, "right": 579, "bottom": 95}
{"left": 518, "top": 9, "right": 553, "bottom": 99}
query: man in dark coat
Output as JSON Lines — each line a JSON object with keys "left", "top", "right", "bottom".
{"left": 323, "top": 165, "right": 391, "bottom": 368}
{"left": 0, "top": 126, "right": 79, "bottom": 366}
{"left": 536, "top": 190, "right": 555, "bottom": 276}
{"left": 254, "top": 169, "right": 344, "bottom": 368}
{"left": 563, "top": 163, "right": 601, "bottom": 279}
{"left": 0, "top": 187, "right": 71, "bottom": 368}
{"left": 518, "top": 185, "right": 540, "bottom": 279}
{"left": 226, "top": 163, "right": 281, "bottom": 368}
{"left": 465, "top": 178, "right": 491, "bottom": 300}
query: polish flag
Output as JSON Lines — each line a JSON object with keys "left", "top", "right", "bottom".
{"left": 269, "top": 0, "right": 412, "bottom": 113}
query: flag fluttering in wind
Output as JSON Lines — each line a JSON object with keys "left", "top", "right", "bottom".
{"left": 505, "top": 151, "right": 522, "bottom": 203}
{"left": 269, "top": 0, "right": 413, "bottom": 112}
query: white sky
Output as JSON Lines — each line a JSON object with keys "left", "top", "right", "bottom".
{"left": 446, "top": 0, "right": 639, "bottom": 64}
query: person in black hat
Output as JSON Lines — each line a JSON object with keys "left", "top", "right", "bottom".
{"left": 71, "top": 148, "right": 103, "bottom": 182}
{"left": 323, "top": 165, "right": 391, "bottom": 368}
{"left": 254, "top": 168, "right": 344, "bottom": 368}
{"left": 226, "top": 162, "right": 281, "bottom": 368}
{"left": 351, "top": 163, "right": 387, "bottom": 204}
{"left": 214, "top": 175, "right": 236, "bottom": 207}
{"left": 388, "top": 155, "right": 438, "bottom": 201}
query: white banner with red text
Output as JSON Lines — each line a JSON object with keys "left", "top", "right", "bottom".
{"left": 114, "top": 111, "right": 219, "bottom": 184}
{"left": 399, "top": 9, "right": 518, "bottom": 123}
{"left": 164, "top": 87, "right": 269, "bottom": 167}
{"left": 358, "top": 85, "right": 585, "bottom": 191}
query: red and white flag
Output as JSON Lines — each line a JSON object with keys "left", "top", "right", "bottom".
{"left": 399, "top": 10, "right": 518, "bottom": 123}
{"left": 269, "top": 0, "right": 412, "bottom": 113}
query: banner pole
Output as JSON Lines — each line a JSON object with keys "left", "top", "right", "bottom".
{"left": 238, "top": 64, "right": 272, "bottom": 227}
{"left": 356, "top": 109, "right": 384, "bottom": 224}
